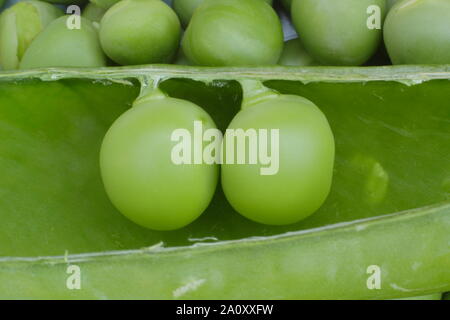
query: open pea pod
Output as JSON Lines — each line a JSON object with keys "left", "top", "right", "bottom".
{"left": 0, "top": 65, "right": 449, "bottom": 299}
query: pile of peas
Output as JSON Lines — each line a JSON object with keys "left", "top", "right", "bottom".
{"left": 0, "top": 0, "right": 448, "bottom": 231}
{"left": 0, "top": 0, "right": 449, "bottom": 70}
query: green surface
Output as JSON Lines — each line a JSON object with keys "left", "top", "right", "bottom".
{"left": 384, "top": 0, "right": 450, "bottom": 64}
{"left": 292, "top": 0, "right": 387, "bottom": 66}
{"left": 100, "top": 88, "right": 219, "bottom": 230}
{"left": 182, "top": 0, "right": 283, "bottom": 66}
{"left": 99, "top": 0, "right": 181, "bottom": 65}
{"left": 0, "top": 65, "right": 448, "bottom": 299}
{"left": 20, "top": 16, "right": 107, "bottom": 69}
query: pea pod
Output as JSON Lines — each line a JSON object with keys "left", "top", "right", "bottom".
{"left": 393, "top": 293, "right": 442, "bottom": 300}
{"left": 0, "top": 65, "right": 448, "bottom": 299}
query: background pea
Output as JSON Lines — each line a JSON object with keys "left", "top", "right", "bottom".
{"left": 83, "top": 2, "right": 106, "bottom": 23}
{"left": 99, "top": 0, "right": 181, "bottom": 65}
{"left": 173, "top": 0, "right": 273, "bottom": 28}
{"left": 221, "top": 81, "right": 335, "bottom": 226}
{"left": 182, "top": 0, "right": 283, "bottom": 66}
{"left": 100, "top": 89, "right": 219, "bottom": 231}
{"left": 19, "top": 16, "right": 107, "bottom": 69}
{"left": 0, "top": 0, "right": 62, "bottom": 70}
{"left": 291, "top": 0, "right": 387, "bottom": 66}
{"left": 278, "top": 38, "right": 317, "bottom": 66}
{"left": 384, "top": 0, "right": 450, "bottom": 64}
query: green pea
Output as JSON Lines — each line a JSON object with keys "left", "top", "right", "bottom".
{"left": 0, "top": 0, "right": 63, "bottom": 70}
{"left": 278, "top": 38, "right": 317, "bottom": 66}
{"left": 221, "top": 81, "right": 335, "bottom": 226}
{"left": 19, "top": 16, "right": 107, "bottom": 69}
{"left": 182, "top": 0, "right": 283, "bottom": 67}
{"left": 384, "top": 0, "right": 450, "bottom": 64}
{"left": 100, "top": 89, "right": 219, "bottom": 231}
{"left": 173, "top": 0, "right": 273, "bottom": 28}
{"left": 83, "top": 2, "right": 107, "bottom": 23}
{"left": 291, "top": 0, "right": 387, "bottom": 66}
{"left": 99, "top": 0, "right": 181, "bottom": 65}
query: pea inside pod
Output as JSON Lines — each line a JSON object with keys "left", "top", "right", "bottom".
{"left": 0, "top": 0, "right": 63, "bottom": 70}
{"left": 182, "top": 0, "right": 283, "bottom": 67}
{"left": 221, "top": 80, "right": 335, "bottom": 226}
{"left": 19, "top": 15, "right": 107, "bottom": 69}
{"left": 100, "top": 87, "right": 219, "bottom": 231}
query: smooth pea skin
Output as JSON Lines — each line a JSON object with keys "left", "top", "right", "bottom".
{"left": 100, "top": 0, "right": 181, "bottom": 65}
{"left": 182, "top": 0, "right": 283, "bottom": 66}
{"left": 222, "top": 94, "right": 335, "bottom": 226}
{"left": 173, "top": 0, "right": 273, "bottom": 28}
{"left": 100, "top": 92, "right": 219, "bottom": 231}
{"left": 83, "top": 2, "right": 107, "bottom": 23}
{"left": 278, "top": 38, "right": 317, "bottom": 66}
{"left": 384, "top": 0, "right": 450, "bottom": 64}
{"left": 0, "top": 1, "right": 62, "bottom": 70}
{"left": 292, "top": 0, "right": 387, "bottom": 66}
{"left": 20, "top": 16, "right": 107, "bottom": 69}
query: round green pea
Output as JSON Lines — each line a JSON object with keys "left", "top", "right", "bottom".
{"left": 384, "top": 0, "right": 450, "bottom": 64}
{"left": 100, "top": 92, "right": 219, "bottom": 231}
{"left": 99, "top": 0, "right": 181, "bottom": 65}
{"left": 182, "top": 0, "right": 283, "bottom": 67}
{"left": 19, "top": 16, "right": 107, "bottom": 69}
{"left": 278, "top": 39, "right": 317, "bottom": 66}
{"left": 0, "top": 0, "right": 63, "bottom": 70}
{"left": 292, "top": 0, "right": 387, "bottom": 66}
{"left": 221, "top": 94, "right": 335, "bottom": 226}
{"left": 173, "top": 0, "right": 273, "bottom": 28}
